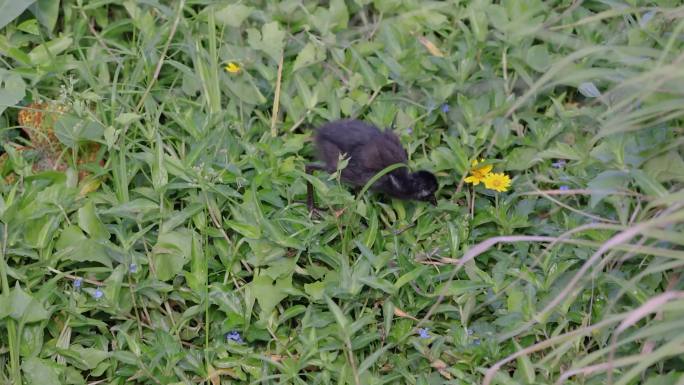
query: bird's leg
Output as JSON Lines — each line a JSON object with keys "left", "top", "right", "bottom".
{"left": 305, "top": 164, "right": 325, "bottom": 216}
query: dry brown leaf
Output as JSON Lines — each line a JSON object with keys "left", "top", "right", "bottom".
{"left": 393, "top": 307, "right": 418, "bottom": 321}
{"left": 418, "top": 36, "right": 445, "bottom": 57}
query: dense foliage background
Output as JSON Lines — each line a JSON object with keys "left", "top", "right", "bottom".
{"left": 1, "top": 0, "right": 684, "bottom": 384}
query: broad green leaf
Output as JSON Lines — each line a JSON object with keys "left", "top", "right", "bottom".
{"left": 505, "top": 147, "right": 540, "bottom": 171}
{"left": 292, "top": 42, "right": 325, "bottom": 72}
{"left": 0, "top": 0, "right": 36, "bottom": 30}
{"left": 247, "top": 21, "right": 285, "bottom": 62}
{"left": 114, "top": 112, "right": 141, "bottom": 125}
{"left": 77, "top": 201, "right": 109, "bottom": 240}
{"left": 643, "top": 151, "right": 684, "bottom": 183}
{"left": 28, "top": 35, "right": 73, "bottom": 64}
{"left": 587, "top": 170, "right": 630, "bottom": 208}
{"left": 432, "top": 280, "right": 488, "bottom": 297}
{"left": 152, "top": 230, "right": 193, "bottom": 281}
{"left": 186, "top": 234, "right": 207, "bottom": 294}
{"left": 22, "top": 357, "right": 60, "bottom": 385}
{"left": 17, "top": 19, "right": 39, "bottom": 34}
{"left": 304, "top": 281, "right": 326, "bottom": 301}
{"left": 54, "top": 114, "right": 105, "bottom": 147}
{"left": 29, "top": 0, "right": 60, "bottom": 32}
{"left": 394, "top": 266, "right": 428, "bottom": 290}
{"left": 55, "top": 225, "right": 112, "bottom": 267}
{"left": 223, "top": 76, "right": 267, "bottom": 105}
{"left": 9, "top": 283, "right": 49, "bottom": 322}
{"left": 69, "top": 345, "right": 110, "bottom": 370}
{"left": 248, "top": 274, "right": 291, "bottom": 319}
{"left": 514, "top": 340, "right": 536, "bottom": 383}
{"left": 526, "top": 45, "right": 551, "bottom": 72}
{"left": 0, "top": 295, "right": 11, "bottom": 319}
{"left": 24, "top": 215, "right": 60, "bottom": 249}
{"left": 225, "top": 220, "right": 261, "bottom": 239}
{"left": 215, "top": 3, "right": 252, "bottom": 27}
{"left": 103, "top": 264, "right": 125, "bottom": 307}
{"left": 0, "top": 69, "right": 26, "bottom": 115}
{"left": 630, "top": 169, "right": 668, "bottom": 198}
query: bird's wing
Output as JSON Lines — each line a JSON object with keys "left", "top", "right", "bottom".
{"left": 359, "top": 132, "right": 408, "bottom": 172}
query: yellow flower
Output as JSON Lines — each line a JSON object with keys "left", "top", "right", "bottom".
{"left": 224, "top": 62, "right": 241, "bottom": 74}
{"left": 483, "top": 172, "right": 511, "bottom": 192}
{"left": 464, "top": 159, "right": 493, "bottom": 186}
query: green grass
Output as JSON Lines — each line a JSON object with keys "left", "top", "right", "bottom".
{"left": 1, "top": 0, "right": 684, "bottom": 384}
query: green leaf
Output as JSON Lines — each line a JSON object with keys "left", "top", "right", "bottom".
{"left": 28, "top": 35, "right": 72, "bottom": 64}
{"left": 223, "top": 76, "right": 267, "bottom": 105}
{"left": 22, "top": 357, "right": 60, "bottom": 385}
{"left": 24, "top": 215, "right": 60, "bottom": 249}
{"left": 643, "top": 151, "right": 684, "bottom": 183}
{"left": 247, "top": 21, "right": 285, "bottom": 62}
{"left": 587, "top": 170, "right": 630, "bottom": 208}
{"left": 225, "top": 220, "right": 261, "bottom": 239}
{"left": 0, "top": 68, "right": 26, "bottom": 116}
{"left": 514, "top": 340, "right": 536, "bottom": 383}
{"left": 630, "top": 169, "right": 668, "bottom": 198}
{"left": 185, "top": 233, "right": 207, "bottom": 294}
{"left": 350, "top": 48, "right": 380, "bottom": 90}
{"left": 9, "top": 283, "right": 49, "bottom": 322}
{"left": 152, "top": 230, "right": 193, "bottom": 281}
{"left": 103, "top": 264, "right": 125, "bottom": 307}
{"left": 505, "top": 147, "right": 540, "bottom": 171}
{"left": 432, "top": 280, "right": 488, "bottom": 297}
{"left": 304, "top": 281, "right": 326, "bottom": 301}
{"left": 215, "top": 3, "right": 252, "bottom": 27}
{"left": 114, "top": 112, "right": 141, "bottom": 125}
{"left": 325, "top": 295, "right": 351, "bottom": 338}
{"left": 77, "top": 201, "right": 109, "bottom": 240}
{"left": 54, "top": 114, "right": 105, "bottom": 147}
{"left": 292, "top": 42, "right": 325, "bottom": 72}
{"left": 248, "top": 274, "right": 291, "bottom": 319}
{"left": 526, "top": 45, "right": 551, "bottom": 72}
{"left": 394, "top": 266, "right": 428, "bottom": 290}
{"left": 29, "top": 0, "right": 60, "bottom": 32}
{"left": 0, "top": 0, "right": 36, "bottom": 30}
{"left": 69, "top": 345, "right": 110, "bottom": 370}
{"left": 17, "top": 19, "right": 39, "bottom": 34}
{"left": 0, "top": 295, "right": 11, "bottom": 319}
{"left": 55, "top": 225, "right": 112, "bottom": 267}
{"left": 152, "top": 132, "right": 168, "bottom": 191}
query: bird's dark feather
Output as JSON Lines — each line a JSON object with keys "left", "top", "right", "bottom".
{"left": 309, "top": 119, "right": 438, "bottom": 206}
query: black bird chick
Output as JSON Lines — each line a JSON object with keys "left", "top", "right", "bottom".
{"left": 306, "top": 119, "right": 438, "bottom": 212}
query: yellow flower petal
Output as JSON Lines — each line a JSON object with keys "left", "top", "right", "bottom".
{"left": 224, "top": 62, "right": 241, "bottom": 74}
{"left": 464, "top": 159, "right": 493, "bottom": 184}
{"left": 483, "top": 172, "right": 511, "bottom": 192}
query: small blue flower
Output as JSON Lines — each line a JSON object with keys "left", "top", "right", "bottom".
{"left": 406, "top": 127, "right": 413, "bottom": 135}
{"left": 226, "top": 330, "right": 243, "bottom": 344}
{"left": 129, "top": 263, "right": 137, "bottom": 273}
{"left": 578, "top": 82, "right": 601, "bottom": 98}
{"left": 551, "top": 160, "right": 566, "bottom": 169}
{"left": 640, "top": 10, "right": 656, "bottom": 28}
{"left": 467, "top": 328, "right": 474, "bottom": 336}
{"left": 473, "top": 338, "right": 481, "bottom": 345}
{"left": 93, "top": 288, "right": 103, "bottom": 299}
{"left": 73, "top": 278, "right": 83, "bottom": 289}
{"left": 440, "top": 104, "right": 450, "bottom": 113}
{"left": 559, "top": 185, "right": 570, "bottom": 191}
{"left": 417, "top": 328, "right": 430, "bottom": 339}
